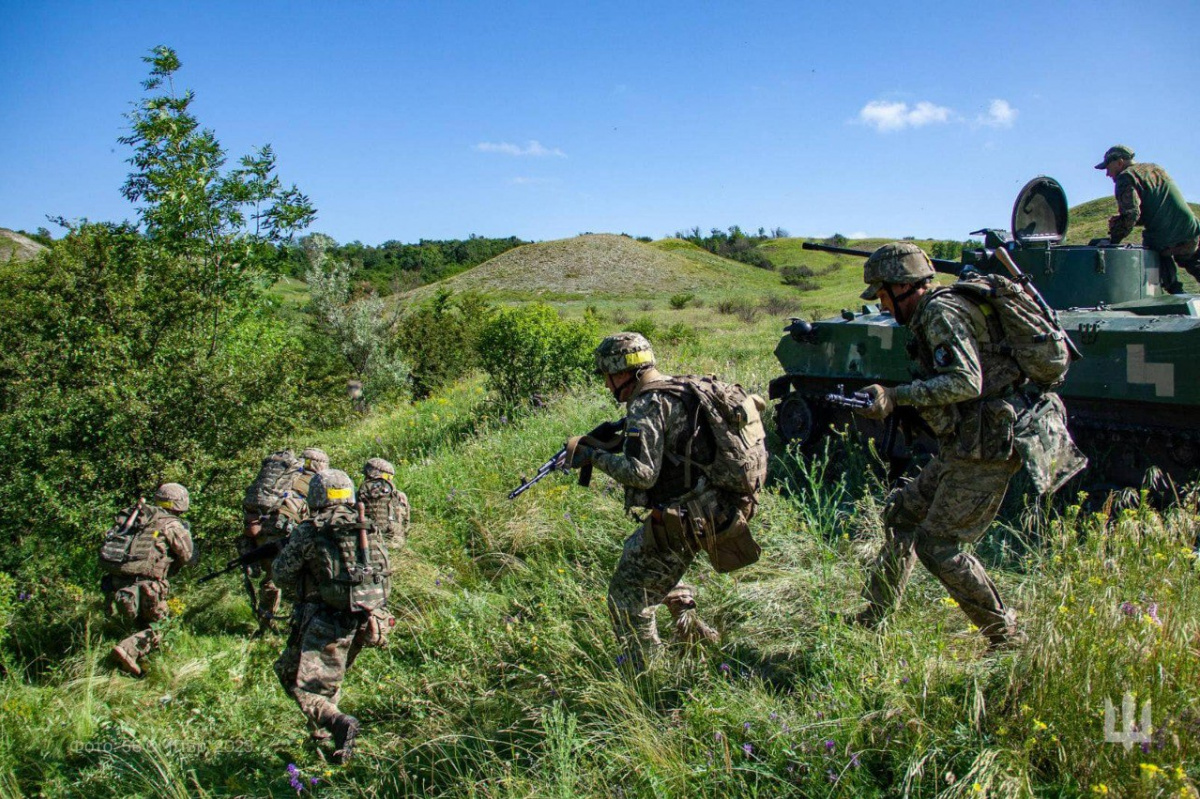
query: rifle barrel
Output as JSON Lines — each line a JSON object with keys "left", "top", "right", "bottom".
{"left": 801, "top": 241, "right": 962, "bottom": 276}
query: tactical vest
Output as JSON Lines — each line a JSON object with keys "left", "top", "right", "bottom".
{"left": 636, "top": 375, "right": 768, "bottom": 504}
{"left": 99, "top": 505, "right": 175, "bottom": 581}
{"left": 359, "top": 479, "right": 409, "bottom": 546}
{"left": 244, "top": 450, "right": 302, "bottom": 514}
{"left": 311, "top": 505, "right": 391, "bottom": 613}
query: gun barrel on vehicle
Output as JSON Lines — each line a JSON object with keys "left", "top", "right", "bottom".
{"left": 801, "top": 241, "right": 962, "bottom": 276}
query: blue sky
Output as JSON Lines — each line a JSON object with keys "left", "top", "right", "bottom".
{"left": 2, "top": 0, "right": 1198, "bottom": 244}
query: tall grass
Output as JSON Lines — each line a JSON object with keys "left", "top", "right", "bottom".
{"left": 1, "top": 335, "right": 1198, "bottom": 797}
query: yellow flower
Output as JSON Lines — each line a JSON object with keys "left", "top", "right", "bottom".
{"left": 1057, "top": 605, "right": 1069, "bottom": 614}
{"left": 1032, "top": 719, "right": 1048, "bottom": 732}
{"left": 1088, "top": 606, "right": 1096, "bottom": 616}
{"left": 1090, "top": 785, "right": 1108, "bottom": 795}
{"left": 940, "top": 597, "right": 959, "bottom": 608}
{"left": 972, "top": 783, "right": 983, "bottom": 793}
{"left": 1141, "top": 763, "right": 1163, "bottom": 777}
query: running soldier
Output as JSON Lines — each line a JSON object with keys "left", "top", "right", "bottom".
{"left": 570, "top": 333, "right": 767, "bottom": 670}
{"left": 273, "top": 469, "right": 393, "bottom": 763}
{"left": 99, "top": 483, "right": 195, "bottom": 676}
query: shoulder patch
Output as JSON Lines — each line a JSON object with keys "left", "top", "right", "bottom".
{"left": 933, "top": 344, "right": 955, "bottom": 368}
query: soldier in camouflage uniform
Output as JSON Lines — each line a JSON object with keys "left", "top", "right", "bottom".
{"left": 241, "top": 447, "right": 330, "bottom": 633}
{"left": 570, "top": 333, "right": 761, "bottom": 670}
{"left": 273, "top": 469, "right": 391, "bottom": 763}
{"left": 360, "top": 458, "right": 410, "bottom": 548}
{"left": 849, "top": 242, "right": 1059, "bottom": 651}
{"left": 101, "top": 483, "right": 194, "bottom": 677}
{"left": 1096, "top": 145, "right": 1200, "bottom": 294}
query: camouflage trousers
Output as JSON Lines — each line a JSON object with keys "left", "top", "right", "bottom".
{"left": 105, "top": 576, "right": 169, "bottom": 665}
{"left": 238, "top": 536, "right": 283, "bottom": 626}
{"left": 859, "top": 454, "right": 1020, "bottom": 646}
{"left": 1159, "top": 237, "right": 1200, "bottom": 294}
{"left": 607, "top": 520, "right": 717, "bottom": 671}
{"left": 274, "top": 603, "right": 368, "bottom": 732}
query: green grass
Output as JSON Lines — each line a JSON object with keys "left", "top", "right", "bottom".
{"left": 1065, "top": 197, "right": 1200, "bottom": 246}
{"left": 3, "top": 321, "right": 1199, "bottom": 796}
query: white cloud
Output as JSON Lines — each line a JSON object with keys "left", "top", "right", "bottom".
{"left": 976, "top": 99, "right": 1018, "bottom": 128}
{"left": 857, "top": 100, "right": 953, "bottom": 132}
{"left": 473, "top": 140, "right": 566, "bottom": 157}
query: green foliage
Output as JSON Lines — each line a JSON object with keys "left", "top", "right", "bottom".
{"left": 305, "top": 242, "right": 410, "bottom": 408}
{"left": 398, "top": 289, "right": 496, "bottom": 399}
{"left": 668, "top": 292, "right": 695, "bottom": 310}
{"left": 661, "top": 321, "right": 699, "bottom": 345}
{"left": 476, "top": 304, "right": 597, "bottom": 404}
{"left": 0, "top": 47, "right": 324, "bottom": 574}
{"left": 673, "top": 225, "right": 777, "bottom": 269}
{"left": 624, "top": 316, "right": 658, "bottom": 340}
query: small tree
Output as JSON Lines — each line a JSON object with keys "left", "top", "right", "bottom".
{"left": 306, "top": 243, "right": 410, "bottom": 409}
{"left": 476, "top": 304, "right": 596, "bottom": 405}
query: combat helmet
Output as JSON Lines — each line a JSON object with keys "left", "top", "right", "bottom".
{"left": 860, "top": 242, "right": 935, "bottom": 300}
{"left": 594, "top": 332, "right": 656, "bottom": 375}
{"left": 154, "top": 483, "right": 190, "bottom": 513}
{"left": 302, "top": 447, "right": 330, "bottom": 472}
{"left": 363, "top": 458, "right": 396, "bottom": 481}
{"left": 308, "top": 469, "right": 356, "bottom": 510}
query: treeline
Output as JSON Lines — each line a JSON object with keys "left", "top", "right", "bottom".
{"left": 672, "top": 225, "right": 788, "bottom": 269}
{"left": 285, "top": 234, "right": 528, "bottom": 294}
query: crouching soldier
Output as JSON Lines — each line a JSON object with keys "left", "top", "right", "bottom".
{"left": 570, "top": 333, "right": 768, "bottom": 671}
{"left": 359, "top": 458, "right": 410, "bottom": 548}
{"left": 99, "top": 483, "right": 195, "bottom": 677}
{"left": 272, "top": 469, "right": 394, "bottom": 763}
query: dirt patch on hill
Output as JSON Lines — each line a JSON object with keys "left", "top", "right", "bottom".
{"left": 0, "top": 229, "right": 47, "bottom": 262}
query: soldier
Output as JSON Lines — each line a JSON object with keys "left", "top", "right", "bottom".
{"left": 272, "top": 469, "right": 393, "bottom": 763}
{"left": 1096, "top": 145, "right": 1200, "bottom": 294}
{"left": 569, "top": 333, "right": 767, "bottom": 670}
{"left": 359, "top": 458, "right": 410, "bottom": 548}
{"left": 847, "top": 242, "right": 1081, "bottom": 651}
{"left": 99, "top": 483, "right": 195, "bottom": 677}
{"left": 241, "top": 447, "right": 330, "bottom": 633}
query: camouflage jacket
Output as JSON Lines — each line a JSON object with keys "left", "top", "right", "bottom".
{"left": 271, "top": 505, "right": 358, "bottom": 604}
{"left": 1108, "top": 163, "right": 1200, "bottom": 250}
{"left": 590, "top": 368, "right": 718, "bottom": 510}
{"left": 893, "top": 289, "right": 1024, "bottom": 461}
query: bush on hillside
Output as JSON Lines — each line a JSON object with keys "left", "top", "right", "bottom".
{"left": 668, "top": 292, "right": 695, "bottom": 310}
{"left": 759, "top": 295, "right": 801, "bottom": 316}
{"left": 661, "top": 321, "right": 700, "bottom": 345}
{"left": 399, "top": 289, "right": 495, "bottom": 399}
{"left": 624, "top": 317, "right": 658, "bottom": 340}
{"left": 476, "top": 304, "right": 598, "bottom": 405}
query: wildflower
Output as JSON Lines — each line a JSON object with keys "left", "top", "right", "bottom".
{"left": 719, "top": 663, "right": 731, "bottom": 674}
{"left": 17, "top": 592, "right": 29, "bottom": 602}
{"left": 826, "top": 768, "right": 838, "bottom": 783}
{"left": 825, "top": 739, "right": 835, "bottom": 753}
{"left": 1091, "top": 785, "right": 1109, "bottom": 795}
{"left": 781, "top": 722, "right": 791, "bottom": 734}
{"left": 1142, "top": 741, "right": 1151, "bottom": 754}
{"left": 742, "top": 743, "right": 753, "bottom": 756}
{"left": 900, "top": 676, "right": 910, "bottom": 685}
{"left": 850, "top": 752, "right": 860, "bottom": 768}
{"left": 973, "top": 784, "right": 983, "bottom": 794}
{"left": 714, "top": 730, "right": 723, "bottom": 741}
{"left": 1140, "top": 763, "right": 1163, "bottom": 777}
{"left": 1121, "top": 601, "right": 1140, "bottom": 616}
{"left": 1033, "top": 719, "right": 1048, "bottom": 732}
{"left": 1147, "top": 602, "right": 1161, "bottom": 622}
{"left": 940, "top": 597, "right": 959, "bottom": 608}
{"left": 743, "top": 721, "right": 751, "bottom": 732}
{"left": 769, "top": 712, "right": 778, "bottom": 722}
{"left": 616, "top": 654, "right": 627, "bottom": 667}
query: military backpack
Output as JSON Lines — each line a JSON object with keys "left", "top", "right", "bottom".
{"left": 946, "top": 274, "right": 1071, "bottom": 390}
{"left": 641, "top": 375, "right": 769, "bottom": 496}
{"left": 312, "top": 504, "right": 391, "bottom": 613}
{"left": 99, "top": 504, "right": 174, "bottom": 581}
{"left": 243, "top": 450, "right": 303, "bottom": 515}
{"left": 359, "top": 479, "right": 410, "bottom": 546}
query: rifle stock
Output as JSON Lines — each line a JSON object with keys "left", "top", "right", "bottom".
{"left": 991, "top": 246, "right": 1083, "bottom": 362}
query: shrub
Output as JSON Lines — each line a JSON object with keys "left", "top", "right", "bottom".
{"left": 476, "top": 304, "right": 597, "bottom": 405}
{"left": 624, "top": 317, "right": 658, "bottom": 340}
{"left": 759, "top": 295, "right": 801, "bottom": 316}
{"left": 661, "top": 322, "right": 699, "bottom": 344}
{"left": 781, "top": 265, "right": 815, "bottom": 285}
{"left": 716, "top": 299, "right": 738, "bottom": 315}
{"left": 399, "top": 290, "right": 494, "bottom": 399}
{"left": 669, "top": 292, "right": 695, "bottom": 310}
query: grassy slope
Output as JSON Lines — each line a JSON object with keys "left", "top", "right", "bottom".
{"left": 1064, "top": 197, "right": 1200, "bottom": 246}
{"left": 2, "top": 302, "right": 1199, "bottom": 796}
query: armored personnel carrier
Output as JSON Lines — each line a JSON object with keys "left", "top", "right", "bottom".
{"left": 769, "top": 176, "right": 1200, "bottom": 486}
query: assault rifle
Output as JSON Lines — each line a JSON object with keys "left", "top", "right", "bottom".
{"left": 991, "top": 244, "right": 1083, "bottom": 362}
{"left": 197, "top": 537, "right": 289, "bottom": 584}
{"left": 508, "top": 419, "right": 625, "bottom": 500}
{"left": 823, "top": 384, "right": 874, "bottom": 410}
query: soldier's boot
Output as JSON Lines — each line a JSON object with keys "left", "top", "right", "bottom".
{"left": 110, "top": 644, "right": 143, "bottom": 677}
{"left": 257, "top": 582, "right": 282, "bottom": 634}
{"left": 331, "top": 714, "right": 360, "bottom": 764}
{"left": 664, "top": 585, "right": 718, "bottom": 646}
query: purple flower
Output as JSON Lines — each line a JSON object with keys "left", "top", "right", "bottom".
{"left": 714, "top": 731, "right": 723, "bottom": 741}
{"left": 901, "top": 676, "right": 910, "bottom": 685}
{"left": 1147, "top": 602, "right": 1159, "bottom": 621}
{"left": 1121, "top": 601, "right": 1139, "bottom": 616}
{"left": 1141, "top": 740, "right": 1151, "bottom": 754}
{"left": 815, "top": 711, "right": 824, "bottom": 720}
{"left": 769, "top": 712, "right": 778, "bottom": 722}
{"left": 17, "top": 592, "right": 29, "bottom": 601}
{"left": 706, "top": 750, "right": 714, "bottom": 762}
{"left": 719, "top": 663, "right": 731, "bottom": 674}
{"left": 309, "top": 777, "right": 319, "bottom": 786}
{"left": 616, "top": 654, "right": 627, "bottom": 666}
{"left": 500, "top": 415, "right": 508, "bottom": 425}
{"left": 782, "top": 722, "right": 791, "bottom": 734}
{"left": 743, "top": 721, "right": 751, "bottom": 732}
{"left": 287, "top": 764, "right": 300, "bottom": 776}
{"left": 742, "top": 743, "right": 753, "bottom": 756}
{"left": 825, "top": 739, "right": 836, "bottom": 753}
{"left": 435, "top": 579, "right": 441, "bottom": 587}
{"left": 826, "top": 768, "right": 838, "bottom": 783}
{"left": 850, "top": 752, "right": 860, "bottom": 768}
